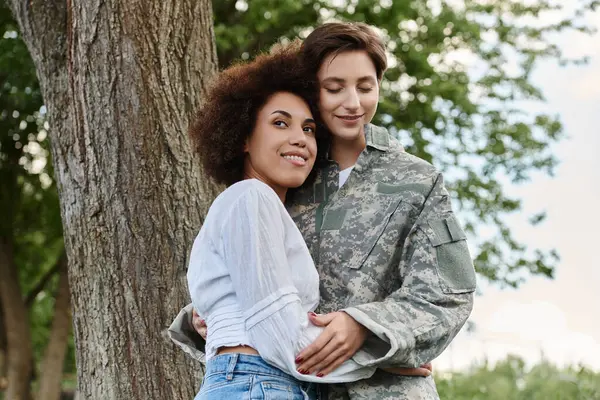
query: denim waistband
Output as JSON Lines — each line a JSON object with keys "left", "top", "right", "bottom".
{"left": 204, "top": 353, "right": 326, "bottom": 399}
{"left": 205, "top": 353, "right": 296, "bottom": 380}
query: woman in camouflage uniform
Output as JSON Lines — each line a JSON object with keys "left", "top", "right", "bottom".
{"left": 170, "top": 22, "right": 476, "bottom": 400}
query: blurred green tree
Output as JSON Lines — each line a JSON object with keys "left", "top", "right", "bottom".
{"left": 0, "top": 2, "right": 71, "bottom": 399}
{"left": 436, "top": 355, "right": 600, "bottom": 399}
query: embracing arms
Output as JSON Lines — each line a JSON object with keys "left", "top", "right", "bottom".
{"left": 295, "top": 173, "right": 476, "bottom": 373}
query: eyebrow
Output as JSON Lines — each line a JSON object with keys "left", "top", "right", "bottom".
{"left": 271, "top": 110, "right": 292, "bottom": 118}
{"left": 321, "top": 76, "right": 377, "bottom": 84}
{"left": 271, "top": 110, "right": 316, "bottom": 125}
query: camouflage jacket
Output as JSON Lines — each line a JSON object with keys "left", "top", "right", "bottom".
{"left": 168, "top": 124, "right": 475, "bottom": 400}
{"left": 286, "top": 124, "right": 475, "bottom": 399}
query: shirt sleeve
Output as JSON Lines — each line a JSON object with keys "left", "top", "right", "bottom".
{"left": 342, "top": 173, "right": 476, "bottom": 368}
{"left": 220, "top": 184, "right": 374, "bottom": 382}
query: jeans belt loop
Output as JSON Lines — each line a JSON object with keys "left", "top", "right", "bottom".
{"left": 226, "top": 353, "right": 238, "bottom": 380}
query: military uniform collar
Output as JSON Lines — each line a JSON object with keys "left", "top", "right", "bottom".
{"left": 365, "top": 124, "right": 390, "bottom": 152}
{"left": 318, "top": 123, "right": 390, "bottom": 169}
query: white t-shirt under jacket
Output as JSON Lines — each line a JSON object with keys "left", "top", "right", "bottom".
{"left": 187, "top": 179, "right": 375, "bottom": 383}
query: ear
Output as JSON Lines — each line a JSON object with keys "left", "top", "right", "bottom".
{"left": 243, "top": 138, "right": 249, "bottom": 153}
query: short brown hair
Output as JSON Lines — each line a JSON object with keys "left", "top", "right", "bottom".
{"left": 300, "top": 22, "right": 387, "bottom": 80}
{"left": 189, "top": 41, "right": 321, "bottom": 186}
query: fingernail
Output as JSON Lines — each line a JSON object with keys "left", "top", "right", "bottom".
{"left": 317, "top": 372, "right": 324, "bottom": 377}
{"left": 295, "top": 357, "right": 303, "bottom": 364}
{"left": 308, "top": 312, "right": 317, "bottom": 317}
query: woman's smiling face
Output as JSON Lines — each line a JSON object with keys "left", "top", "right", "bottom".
{"left": 317, "top": 50, "right": 380, "bottom": 144}
{"left": 243, "top": 91, "right": 317, "bottom": 197}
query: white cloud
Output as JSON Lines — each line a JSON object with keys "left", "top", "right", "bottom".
{"left": 436, "top": 297, "right": 600, "bottom": 372}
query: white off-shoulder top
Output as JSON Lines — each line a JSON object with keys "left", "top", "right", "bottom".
{"left": 187, "top": 179, "right": 375, "bottom": 382}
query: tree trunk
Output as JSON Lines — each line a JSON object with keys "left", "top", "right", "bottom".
{"left": 7, "top": 0, "right": 219, "bottom": 398}
{"left": 0, "top": 297, "right": 7, "bottom": 388}
{"left": 37, "top": 254, "right": 70, "bottom": 400}
{"left": 0, "top": 238, "right": 33, "bottom": 400}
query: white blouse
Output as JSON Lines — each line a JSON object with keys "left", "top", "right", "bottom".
{"left": 187, "top": 179, "right": 375, "bottom": 383}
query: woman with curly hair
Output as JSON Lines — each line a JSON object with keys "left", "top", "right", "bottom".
{"left": 186, "top": 42, "right": 378, "bottom": 400}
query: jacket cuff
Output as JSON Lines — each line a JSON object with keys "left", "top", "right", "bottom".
{"left": 167, "top": 303, "right": 207, "bottom": 364}
{"left": 342, "top": 306, "right": 416, "bottom": 368}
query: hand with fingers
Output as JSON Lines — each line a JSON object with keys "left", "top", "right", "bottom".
{"left": 295, "top": 311, "right": 433, "bottom": 378}
{"left": 295, "top": 311, "right": 369, "bottom": 377}
{"left": 382, "top": 363, "right": 433, "bottom": 377}
{"left": 192, "top": 309, "right": 207, "bottom": 340}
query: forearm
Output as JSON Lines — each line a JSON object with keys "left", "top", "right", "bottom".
{"left": 344, "top": 290, "right": 473, "bottom": 368}
{"left": 346, "top": 173, "right": 476, "bottom": 368}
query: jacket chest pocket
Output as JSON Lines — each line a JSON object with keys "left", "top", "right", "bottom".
{"left": 318, "top": 190, "right": 403, "bottom": 270}
{"left": 290, "top": 203, "right": 321, "bottom": 262}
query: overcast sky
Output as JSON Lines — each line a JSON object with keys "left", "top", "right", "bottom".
{"left": 435, "top": 5, "right": 600, "bottom": 372}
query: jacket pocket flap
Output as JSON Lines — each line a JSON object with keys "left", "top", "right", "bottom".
{"left": 428, "top": 215, "right": 467, "bottom": 246}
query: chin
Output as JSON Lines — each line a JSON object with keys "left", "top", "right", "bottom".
{"left": 333, "top": 126, "right": 363, "bottom": 141}
{"left": 279, "top": 175, "right": 310, "bottom": 189}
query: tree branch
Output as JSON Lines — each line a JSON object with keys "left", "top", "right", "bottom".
{"left": 24, "top": 251, "right": 65, "bottom": 308}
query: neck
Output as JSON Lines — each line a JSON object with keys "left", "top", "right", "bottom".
{"left": 243, "top": 168, "right": 287, "bottom": 203}
{"left": 330, "top": 134, "right": 366, "bottom": 170}
{"left": 273, "top": 187, "right": 287, "bottom": 203}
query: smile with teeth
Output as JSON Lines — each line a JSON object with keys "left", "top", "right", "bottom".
{"left": 337, "top": 114, "right": 364, "bottom": 120}
{"left": 281, "top": 153, "right": 308, "bottom": 166}
{"left": 282, "top": 155, "right": 306, "bottom": 162}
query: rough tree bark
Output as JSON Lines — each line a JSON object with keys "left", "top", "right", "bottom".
{"left": 0, "top": 238, "right": 33, "bottom": 400}
{"left": 7, "top": 0, "right": 219, "bottom": 398}
{"left": 0, "top": 300, "right": 6, "bottom": 390}
{"left": 37, "top": 254, "right": 70, "bottom": 400}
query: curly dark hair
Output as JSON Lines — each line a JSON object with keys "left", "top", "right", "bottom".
{"left": 190, "top": 40, "right": 324, "bottom": 186}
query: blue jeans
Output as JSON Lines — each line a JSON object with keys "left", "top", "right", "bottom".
{"left": 196, "top": 353, "right": 320, "bottom": 399}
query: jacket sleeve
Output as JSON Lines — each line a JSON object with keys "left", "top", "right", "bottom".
{"left": 342, "top": 173, "right": 476, "bottom": 368}
{"left": 167, "top": 302, "right": 207, "bottom": 364}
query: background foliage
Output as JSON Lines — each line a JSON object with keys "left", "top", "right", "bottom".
{"left": 0, "top": 0, "right": 73, "bottom": 387}
{"left": 437, "top": 355, "right": 600, "bottom": 399}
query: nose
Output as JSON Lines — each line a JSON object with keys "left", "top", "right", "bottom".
{"left": 289, "top": 126, "right": 307, "bottom": 148}
{"left": 343, "top": 88, "right": 360, "bottom": 112}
